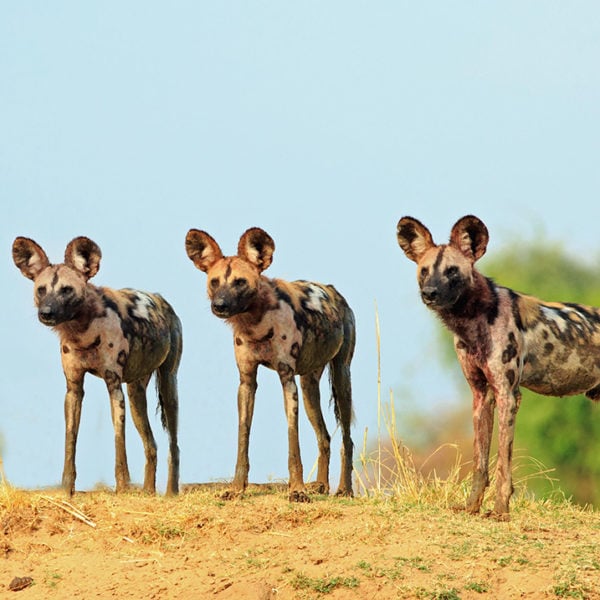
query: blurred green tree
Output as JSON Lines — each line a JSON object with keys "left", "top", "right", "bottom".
{"left": 436, "top": 239, "right": 600, "bottom": 506}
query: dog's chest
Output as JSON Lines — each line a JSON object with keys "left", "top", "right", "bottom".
{"left": 234, "top": 301, "right": 303, "bottom": 368}
{"left": 60, "top": 310, "right": 129, "bottom": 375}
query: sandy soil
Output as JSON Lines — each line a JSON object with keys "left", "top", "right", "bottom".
{"left": 1, "top": 484, "right": 599, "bottom": 599}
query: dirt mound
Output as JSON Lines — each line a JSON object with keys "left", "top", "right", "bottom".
{"left": 1, "top": 486, "right": 598, "bottom": 599}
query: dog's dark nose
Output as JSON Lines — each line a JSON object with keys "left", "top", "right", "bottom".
{"left": 421, "top": 287, "right": 438, "bottom": 303}
{"left": 211, "top": 298, "right": 229, "bottom": 315}
{"left": 39, "top": 304, "right": 56, "bottom": 323}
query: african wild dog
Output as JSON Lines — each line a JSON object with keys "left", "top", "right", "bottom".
{"left": 185, "top": 227, "right": 355, "bottom": 502}
{"left": 397, "top": 215, "right": 600, "bottom": 519}
{"left": 13, "top": 236, "right": 182, "bottom": 496}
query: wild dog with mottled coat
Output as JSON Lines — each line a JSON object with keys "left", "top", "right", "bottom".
{"left": 185, "top": 227, "right": 355, "bottom": 502}
{"left": 13, "top": 236, "right": 182, "bottom": 496}
{"left": 397, "top": 215, "right": 600, "bottom": 519}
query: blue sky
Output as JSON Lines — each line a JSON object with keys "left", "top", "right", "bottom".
{"left": 2, "top": 3, "right": 600, "bottom": 492}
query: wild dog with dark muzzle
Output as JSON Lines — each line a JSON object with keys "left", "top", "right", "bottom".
{"left": 397, "top": 215, "right": 600, "bottom": 520}
{"left": 13, "top": 236, "right": 182, "bottom": 496}
{"left": 185, "top": 227, "right": 355, "bottom": 502}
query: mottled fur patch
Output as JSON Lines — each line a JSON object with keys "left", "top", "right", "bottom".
{"left": 13, "top": 236, "right": 182, "bottom": 497}
{"left": 397, "top": 215, "right": 600, "bottom": 520}
{"left": 186, "top": 227, "right": 355, "bottom": 502}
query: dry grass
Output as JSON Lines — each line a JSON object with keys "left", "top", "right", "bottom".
{"left": 1, "top": 478, "right": 599, "bottom": 599}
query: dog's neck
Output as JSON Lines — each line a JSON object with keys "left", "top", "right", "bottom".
{"left": 53, "top": 285, "right": 105, "bottom": 339}
{"left": 436, "top": 272, "right": 499, "bottom": 349}
{"left": 226, "top": 277, "right": 279, "bottom": 331}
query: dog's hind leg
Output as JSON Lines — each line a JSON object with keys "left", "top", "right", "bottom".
{"left": 127, "top": 375, "right": 157, "bottom": 494}
{"left": 300, "top": 368, "right": 330, "bottom": 495}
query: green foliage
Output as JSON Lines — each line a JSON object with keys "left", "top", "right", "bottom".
{"left": 418, "top": 587, "right": 461, "bottom": 600}
{"left": 291, "top": 573, "right": 360, "bottom": 594}
{"left": 437, "top": 238, "right": 600, "bottom": 506}
{"left": 483, "top": 240, "right": 600, "bottom": 307}
{"left": 464, "top": 581, "right": 489, "bottom": 593}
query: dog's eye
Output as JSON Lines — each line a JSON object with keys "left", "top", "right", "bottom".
{"left": 209, "top": 278, "right": 220, "bottom": 290}
{"left": 233, "top": 278, "right": 247, "bottom": 288}
{"left": 445, "top": 266, "right": 459, "bottom": 278}
{"left": 36, "top": 286, "right": 47, "bottom": 298}
{"left": 60, "top": 286, "right": 74, "bottom": 296}
{"left": 419, "top": 267, "right": 429, "bottom": 279}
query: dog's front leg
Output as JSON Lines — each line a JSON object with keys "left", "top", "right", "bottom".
{"left": 105, "top": 370, "right": 130, "bottom": 492}
{"left": 458, "top": 349, "right": 495, "bottom": 515}
{"left": 225, "top": 367, "right": 258, "bottom": 499}
{"left": 62, "top": 375, "right": 84, "bottom": 496}
{"left": 466, "top": 385, "right": 495, "bottom": 514}
{"left": 493, "top": 388, "right": 521, "bottom": 520}
{"left": 279, "top": 364, "right": 308, "bottom": 502}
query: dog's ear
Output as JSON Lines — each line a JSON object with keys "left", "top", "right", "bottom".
{"left": 237, "top": 228, "right": 275, "bottom": 272}
{"left": 396, "top": 217, "right": 435, "bottom": 263}
{"left": 185, "top": 229, "right": 223, "bottom": 273}
{"left": 64, "top": 237, "right": 102, "bottom": 280}
{"left": 449, "top": 215, "right": 488, "bottom": 262}
{"left": 12, "top": 237, "right": 51, "bottom": 280}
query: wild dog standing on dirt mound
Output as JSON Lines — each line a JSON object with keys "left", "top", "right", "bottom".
{"left": 397, "top": 215, "right": 600, "bottom": 520}
{"left": 12, "top": 236, "right": 182, "bottom": 496}
{"left": 185, "top": 227, "right": 355, "bottom": 502}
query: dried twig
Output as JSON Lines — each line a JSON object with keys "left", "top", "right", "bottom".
{"left": 41, "top": 496, "right": 97, "bottom": 528}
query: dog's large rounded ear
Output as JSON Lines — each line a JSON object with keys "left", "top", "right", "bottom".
{"left": 449, "top": 215, "right": 488, "bottom": 262}
{"left": 185, "top": 229, "right": 223, "bottom": 273}
{"left": 12, "top": 237, "right": 51, "bottom": 280}
{"left": 64, "top": 237, "right": 102, "bottom": 280}
{"left": 237, "top": 228, "right": 275, "bottom": 272}
{"left": 396, "top": 217, "right": 435, "bottom": 263}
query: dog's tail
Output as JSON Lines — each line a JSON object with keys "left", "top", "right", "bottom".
{"left": 154, "top": 310, "right": 183, "bottom": 434}
{"left": 154, "top": 310, "right": 182, "bottom": 496}
{"left": 328, "top": 301, "right": 356, "bottom": 428}
{"left": 328, "top": 298, "right": 356, "bottom": 496}
{"left": 155, "top": 368, "right": 172, "bottom": 431}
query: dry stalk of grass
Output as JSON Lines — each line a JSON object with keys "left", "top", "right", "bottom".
{"left": 0, "top": 458, "right": 20, "bottom": 510}
{"left": 0, "top": 455, "right": 6, "bottom": 485}
{"left": 355, "top": 306, "right": 468, "bottom": 507}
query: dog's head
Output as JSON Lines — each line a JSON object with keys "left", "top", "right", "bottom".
{"left": 185, "top": 227, "right": 275, "bottom": 319}
{"left": 13, "top": 236, "right": 101, "bottom": 326}
{"left": 396, "top": 215, "right": 489, "bottom": 311}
